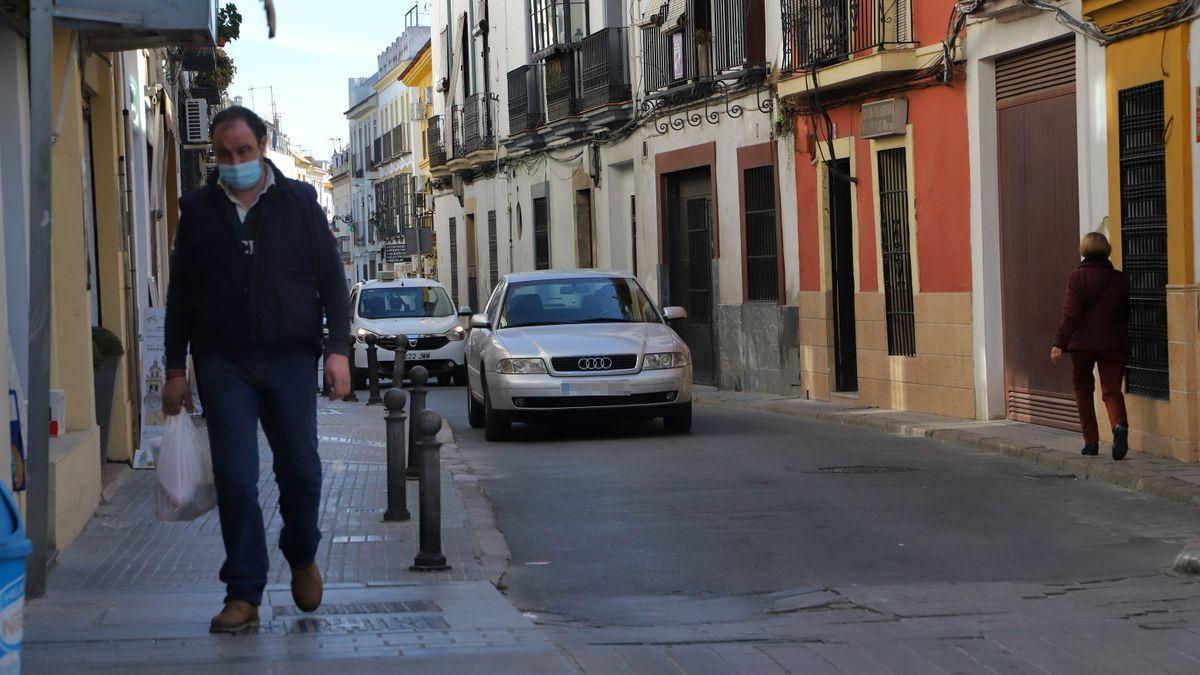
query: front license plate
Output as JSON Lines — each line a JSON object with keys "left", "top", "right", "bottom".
{"left": 405, "top": 352, "right": 431, "bottom": 361}
{"left": 562, "top": 381, "right": 631, "bottom": 396}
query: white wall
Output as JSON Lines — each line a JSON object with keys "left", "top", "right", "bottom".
{"left": 964, "top": 2, "right": 1108, "bottom": 419}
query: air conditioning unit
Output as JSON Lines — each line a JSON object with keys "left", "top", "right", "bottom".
{"left": 183, "top": 98, "right": 209, "bottom": 145}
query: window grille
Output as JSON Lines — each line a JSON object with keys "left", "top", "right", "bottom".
{"left": 449, "top": 217, "right": 460, "bottom": 304}
{"left": 743, "top": 165, "right": 779, "bottom": 302}
{"left": 488, "top": 210, "right": 499, "bottom": 289}
{"left": 1119, "top": 81, "right": 1169, "bottom": 399}
{"left": 534, "top": 197, "right": 551, "bottom": 270}
{"left": 878, "top": 148, "right": 916, "bottom": 357}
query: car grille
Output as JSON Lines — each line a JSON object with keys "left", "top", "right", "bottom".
{"left": 550, "top": 354, "right": 638, "bottom": 372}
{"left": 378, "top": 335, "right": 450, "bottom": 351}
{"left": 513, "top": 392, "right": 678, "bottom": 409}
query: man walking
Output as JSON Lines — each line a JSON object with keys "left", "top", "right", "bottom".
{"left": 163, "top": 106, "right": 352, "bottom": 633}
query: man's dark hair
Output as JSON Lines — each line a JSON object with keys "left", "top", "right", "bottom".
{"left": 210, "top": 105, "right": 268, "bottom": 141}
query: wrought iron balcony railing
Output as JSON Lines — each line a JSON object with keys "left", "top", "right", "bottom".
{"left": 640, "top": 0, "right": 760, "bottom": 94}
{"left": 508, "top": 64, "right": 546, "bottom": 134}
{"left": 545, "top": 51, "right": 581, "bottom": 123}
{"left": 428, "top": 115, "right": 446, "bottom": 166}
{"left": 450, "top": 105, "right": 467, "bottom": 158}
{"left": 781, "top": 0, "right": 913, "bottom": 72}
{"left": 463, "top": 93, "right": 499, "bottom": 154}
{"left": 581, "top": 27, "right": 631, "bottom": 110}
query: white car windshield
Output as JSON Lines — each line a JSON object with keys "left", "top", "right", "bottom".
{"left": 500, "top": 278, "right": 660, "bottom": 328}
{"left": 359, "top": 286, "right": 454, "bottom": 319}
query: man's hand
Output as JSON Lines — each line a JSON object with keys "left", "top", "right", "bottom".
{"left": 1050, "top": 346, "right": 1064, "bottom": 364}
{"left": 325, "top": 353, "right": 351, "bottom": 400}
{"left": 163, "top": 374, "right": 194, "bottom": 415}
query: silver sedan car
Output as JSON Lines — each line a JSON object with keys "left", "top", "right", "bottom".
{"left": 465, "top": 270, "right": 693, "bottom": 441}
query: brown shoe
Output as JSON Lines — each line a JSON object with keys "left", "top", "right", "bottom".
{"left": 210, "top": 599, "right": 259, "bottom": 634}
{"left": 291, "top": 563, "right": 323, "bottom": 612}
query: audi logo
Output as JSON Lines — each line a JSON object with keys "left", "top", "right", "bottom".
{"left": 577, "top": 357, "right": 613, "bottom": 371}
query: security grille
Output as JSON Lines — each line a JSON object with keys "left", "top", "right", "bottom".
{"left": 487, "top": 210, "right": 499, "bottom": 289}
{"left": 1119, "top": 81, "right": 1169, "bottom": 399}
{"left": 550, "top": 355, "right": 639, "bottom": 372}
{"left": 878, "top": 148, "right": 916, "bottom": 357}
{"left": 534, "top": 196, "right": 551, "bottom": 270}
{"left": 449, "top": 217, "right": 460, "bottom": 304}
{"left": 743, "top": 165, "right": 779, "bottom": 302}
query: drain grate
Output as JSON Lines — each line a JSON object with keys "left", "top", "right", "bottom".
{"left": 284, "top": 615, "right": 450, "bottom": 635}
{"left": 1022, "top": 473, "right": 1077, "bottom": 481}
{"left": 273, "top": 600, "right": 441, "bottom": 617}
{"left": 811, "top": 465, "right": 920, "bottom": 474}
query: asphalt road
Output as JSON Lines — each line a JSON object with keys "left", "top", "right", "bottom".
{"left": 427, "top": 387, "right": 1200, "bottom": 618}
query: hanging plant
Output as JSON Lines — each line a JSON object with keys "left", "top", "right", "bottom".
{"left": 194, "top": 48, "right": 236, "bottom": 94}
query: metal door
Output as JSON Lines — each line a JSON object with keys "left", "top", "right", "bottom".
{"left": 828, "top": 159, "right": 858, "bottom": 392}
{"left": 668, "top": 170, "right": 716, "bottom": 385}
{"left": 998, "top": 40, "right": 1080, "bottom": 430}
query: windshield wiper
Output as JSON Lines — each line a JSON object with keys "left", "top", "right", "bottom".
{"left": 570, "top": 318, "right": 637, "bottom": 324}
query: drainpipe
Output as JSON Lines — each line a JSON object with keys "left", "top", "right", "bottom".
{"left": 117, "top": 57, "right": 142, "bottom": 430}
{"left": 26, "top": 0, "right": 53, "bottom": 597}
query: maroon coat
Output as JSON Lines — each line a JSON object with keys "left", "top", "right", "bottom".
{"left": 1053, "top": 258, "right": 1129, "bottom": 353}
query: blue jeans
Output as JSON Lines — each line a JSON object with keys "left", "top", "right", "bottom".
{"left": 194, "top": 346, "right": 322, "bottom": 606}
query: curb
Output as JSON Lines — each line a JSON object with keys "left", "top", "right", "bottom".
{"left": 436, "top": 421, "right": 512, "bottom": 587}
{"left": 696, "top": 394, "right": 1200, "bottom": 511}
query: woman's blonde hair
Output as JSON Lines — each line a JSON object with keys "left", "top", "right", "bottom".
{"left": 1080, "top": 232, "right": 1112, "bottom": 258}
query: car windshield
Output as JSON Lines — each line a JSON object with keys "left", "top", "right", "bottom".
{"left": 499, "top": 277, "right": 660, "bottom": 328}
{"left": 358, "top": 286, "right": 454, "bottom": 319}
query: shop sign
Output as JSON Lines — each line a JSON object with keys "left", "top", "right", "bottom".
{"left": 861, "top": 99, "right": 909, "bottom": 139}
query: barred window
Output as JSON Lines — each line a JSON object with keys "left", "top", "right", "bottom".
{"left": 449, "top": 217, "right": 460, "bottom": 304}
{"left": 534, "top": 196, "right": 551, "bottom": 270}
{"left": 488, "top": 210, "right": 499, "bottom": 289}
{"left": 743, "top": 165, "right": 779, "bottom": 302}
{"left": 878, "top": 148, "right": 916, "bottom": 357}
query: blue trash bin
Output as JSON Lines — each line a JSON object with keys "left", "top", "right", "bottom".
{"left": 0, "top": 482, "right": 31, "bottom": 673}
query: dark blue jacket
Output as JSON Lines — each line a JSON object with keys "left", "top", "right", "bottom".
{"left": 165, "top": 160, "right": 351, "bottom": 370}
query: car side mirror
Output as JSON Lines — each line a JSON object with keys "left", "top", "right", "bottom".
{"left": 470, "top": 313, "right": 490, "bottom": 330}
{"left": 663, "top": 306, "right": 687, "bottom": 321}
{"left": 458, "top": 305, "right": 474, "bottom": 317}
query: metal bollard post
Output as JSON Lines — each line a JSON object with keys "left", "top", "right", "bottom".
{"left": 382, "top": 388, "right": 411, "bottom": 522}
{"left": 364, "top": 334, "right": 383, "bottom": 405}
{"left": 392, "top": 341, "right": 408, "bottom": 388}
{"left": 341, "top": 340, "right": 360, "bottom": 403}
{"left": 411, "top": 409, "right": 450, "bottom": 571}
{"left": 406, "top": 366, "right": 429, "bottom": 479}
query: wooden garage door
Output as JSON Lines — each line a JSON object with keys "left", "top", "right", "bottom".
{"left": 997, "top": 39, "right": 1082, "bottom": 431}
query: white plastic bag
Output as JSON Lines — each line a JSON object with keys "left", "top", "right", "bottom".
{"left": 154, "top": 413, "right": 217, "bottom": 521}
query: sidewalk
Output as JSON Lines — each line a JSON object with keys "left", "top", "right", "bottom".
{"left": 694, "top": 387, "right": 1200, "bottom": 511}
{"left": 22, "top": 394, "right": 572, "bottom": 673}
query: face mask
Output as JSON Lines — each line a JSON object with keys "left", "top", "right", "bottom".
{"left": 218, "top": 158, "right": 263, "bottom": 191}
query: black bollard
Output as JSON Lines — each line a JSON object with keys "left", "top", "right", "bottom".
{"left": 342, "top": 340, "right": 361, "bottom": 403}
{"left": 406, "top": 366, "right": 429, "bottom": 479}
{"left": 411, "top": 409, "right": 450, "bottom": 571}
{"left": 391, "top": 341, "right": 408, "bottom": 388}
{"left": 364, "top": 333, "right": 383, "bottom": 405}
{"left": 382, "top": 388, "right": 411, "bottom": 522}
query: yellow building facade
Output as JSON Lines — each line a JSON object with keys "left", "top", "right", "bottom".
{"left": 1083, "top": 0, "right": 1198, "bottom": 460}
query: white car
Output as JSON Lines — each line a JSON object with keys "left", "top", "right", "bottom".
{"left": 464, "top": 270, "right": 693, "bottom": 440}
{"left": 350, "top": 278, "right": 469, "bottom": 387}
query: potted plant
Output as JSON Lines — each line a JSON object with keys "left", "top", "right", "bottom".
{"left": 92, "top": 326, "right": 124, "bottom": 461}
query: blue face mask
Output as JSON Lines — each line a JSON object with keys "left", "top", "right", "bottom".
{"left": 218, "top": 158, "right": 263, "bottom": 191}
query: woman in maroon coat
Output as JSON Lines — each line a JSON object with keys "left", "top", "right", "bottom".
{"left": 1050, "top": 232, "right": 1130, "bottom": 459}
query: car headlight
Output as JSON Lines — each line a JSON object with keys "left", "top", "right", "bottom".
{"left": 356, "top": 327, "right": 381, "bottom": 343}
{"left": 446, "top": 325, "right": 467, "bottom": 341}
{"left": 643, "top": 352, "right": 690, "bottom": 370}
{"left": 496, "top": 358, "right": 548, "bottom": 375}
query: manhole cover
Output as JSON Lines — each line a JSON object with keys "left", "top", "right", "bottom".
{"left": 273, "top": 600, "right": 441, "bottom": 617}
{"left": 812, "top": 465, "right": 920, "bottom": 474}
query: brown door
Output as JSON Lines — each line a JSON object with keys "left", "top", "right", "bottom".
{"left": 667, "top": 169, "right": 716, "bottom": 385}
{"left": 997, "top": 39, "right": 1081, "bottom": 431}
{"left": 466, "top": 214, "right": 479, "bottom": 311}
{"left": 575, "top": 189, "right": 594, "bottom": 268}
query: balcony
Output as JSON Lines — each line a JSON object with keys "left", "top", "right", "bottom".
{"left": 508, "top": 65, "right": 546, "bottom": 136}
{"left": 530, "top": 0, "right": 589, "bottom": 59}
{"left": 640, "top": 0, "right": 766, "bottom": 96}
{"left": 54, "top": 0, "right": 216, "bottom": 50}
{"left": 428, "top": 115, "right": 446, "bottom": 168}
{"left": 581, "top": 27, "right": 632, "bottom": 112}
{"left": 778, "top": 0, "right": 917, "bottom": 100}
{"left": 450, "top": 105, "right": 467, "bottom": 159}
{"left": 545, "top": 51, "right": 581, "bottom": 124}
{"left": 462, "top": 93, "right": 498, "bottom": 155}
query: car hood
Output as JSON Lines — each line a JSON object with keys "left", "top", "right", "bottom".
{"left": 359, "top": 316, "right": 457, "bottom": 335}
{"left": 494, "top": 323, "right": 685, "bottom": 358}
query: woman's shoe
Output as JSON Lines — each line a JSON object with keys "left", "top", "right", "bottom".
{"left": 1112, "top": 425, "right": 1129, "bottom": 461}
{"left": 1081, "top": 443, "right": 1099, "bottom": 456}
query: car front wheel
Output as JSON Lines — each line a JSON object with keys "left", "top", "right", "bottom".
{"left": 482, "top": 374, "right": 511, "bottom": 441}
{"left": 663, "top": 403, "right": 692, "bottom": 434}
{"left": 467, "top": 384, "right": 485, "bottom": 429}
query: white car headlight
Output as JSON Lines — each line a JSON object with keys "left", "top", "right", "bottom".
{"left": 445, "top": 325, "right": 467, "bottom": 341}
{"left": 356, "top": 327, "right": 381, "bottom": 343}
{"left": 643, "top": 352, "right": 690, "bottom": 370}
{"left": 496, "top": 358, "right": 548, "bottom": 375}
